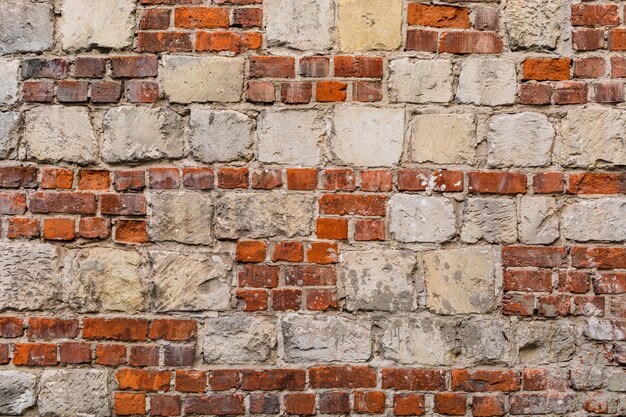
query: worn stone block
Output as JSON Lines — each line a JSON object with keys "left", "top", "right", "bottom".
{"left": 39, "top": 370, "right": 109, "bottom": 417}
{"left": 215, "top": 193, "right": 314, "bottom": 239}
{"left": 504, "top": 0, "right": 562, "bottom": 51}
{"left": 389, "top": 59, "right": 453, "bottom": 103}
{"left": 265, "top": 0, "right": 334, "bottom": 50}
{"left": 25, "top": 106, "right": 96, "bottom": 165}
{"left": 461, "top": 198, "right": 517, "bottom": 244}
{"left": 0, "top": 112, "right": 21, "bottom": 159}
{"left": 282, "top": 314, "right": 371, "bottom": 362}
{"left": 257, "top": 110, "right": 323, "bottom": 166}
{"left": 410, "top": 114, "right": 476, "bottom": 164}
{"left": 457, "top": 59, "right": 517, "bottom": 106}
{"left": 338, "top": 0, "right": 403, "bottom": 52}
{"left": 149, "top": 191, "right": 213, "bottom": 244}
{"left": 150, "top": 251, "right": 232, "bottom": 312}
{"left": 389, "top": 195, "right": 456, "bottom": 243}
{"left": 519, "top": 196, "right": 559, "bottom": 244}
{"left": 161, "top": 56, "right": 244, "bottom": 103}
{"left": 562, "top": 198, "right": 626, "bottom": 242}
{"left": 203, "top": 316, "right": 276, "bottom": 364}
{"left": 0, "top": 59, "right": 20, "bottom": 105}
{"left": 331, "top": 106, "right": 404, "bottom": 167}
{"left": 189, "top": 108, "right": 253, "bottom": 163}
{"left": 0, "top": 0, "right": 53, "bottom": 53}
{"left": 0, "top": 371, "right": 36, "bottom": 415}
{"left": 340, "top": 249, "right": 420, "bottom": 312}
{"left": 516, "top": 322, "right": 576, "bottom": 364}
{"left": 422, "top": 247, "right": 497, "bottom": 315}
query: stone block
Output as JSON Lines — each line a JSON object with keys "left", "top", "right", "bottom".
{"left": 389, "top": 195, "right": 456, "bottom": 243}
{"left": 149, "top": 191, "right": 213, "bottom": 244}
{"left": 189, "top": 108, "right": 253, "bottom": 163}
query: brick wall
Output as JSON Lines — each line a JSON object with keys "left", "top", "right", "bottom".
{"left": 0, "top": 0, "right": 625, "bottom": 415}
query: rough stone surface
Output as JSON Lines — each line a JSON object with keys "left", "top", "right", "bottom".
{"left": 69, "top": 247, "right": 145, "bottom": 312}
{"left": 203, "top": 316, "right": 276, "bottom": 364}
{"left": 340, "top": 249, "right": 420, "bottom": 312}
{"left": 149, "top": 192, "right": 213, "bottom": 244}
{"left": 457, "top": 59, "right": 517, "bottom": 106}
{"left": 25, "top": 106, "right": 96, "bottom": 164}
{"left": 59, "top": 0, "right": 134, "bottom": 50}
{"left": 338, "top": 0, "right": 403, "bottom": 52}
{"left": 562, "top": 198, "right": 626, "bottom": 242}
{"left": 0, "top": 59, "right": 20, "bottom": 105}
{"left": 457, "top": 318, "right": 513, "bottom": 366}
{"left": 561, "top": 108, "right": 626, "bottom": 167}
{"left": 215, "top": 193, "right": 314, "bottom": 239}
{"left": 519, "top": 196, "right": 559, "bottom": 244}
{"left": 0, "top": 112, "right": 21, "bottom": 159}
{"left": 410, "top": 114, "right": 477, "bottom": 164}
{"left": 389, "top": 59, "right": 454, "bottom": 103}
{"left": 503, "top": 0, "right": 562, "bottom": 51}
{"left": 161, "top": 56, "right": 244, "bottom": 103}
{"left": 487, "top": 112, "right": 555, "bottom": 167}
{"left": 389, "top": 195, "right": 456, "bottom": 243}
{"left": 461, "top": 198, "right": 518, "bottom": 244}
{"left": 331, "top": 106, "right": 404, "bottom": 166}
{"left": 516, "top": 322, "right": 576, "bottom": 364}
{"left": 189, "top": 108, "right": 253, "bottom": 163}
{"left": 265, "top": 0, "right": 334, "bottom": 51}
{"left": 38, "top": 370, "right": 109, "bottom": 417}
{"left": 0, "top": 371, "right": 36, "bottom": 415}
{"left": 257, "top": 110, "right": 323, "bottom": 166}
{"left": 422, "top": 247, "right": 497, "bottom": 315}
{"left": 150, "top": 251, "right": 232, "bottom": 312}
{"left": 0, "top": 243, "right": 61, "bottom": 311}
{"left": 282, "top": 314, "right": 371, "bottom": 362}
{"left": 0, "top": 0, "right": 53, "bottom": 53}
{"left": 102, "top": 106, "right": 185, "bottom": 163}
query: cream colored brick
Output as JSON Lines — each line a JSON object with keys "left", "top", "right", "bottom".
{"left": 338, "top": 0, "right": 403, "bottom": 52}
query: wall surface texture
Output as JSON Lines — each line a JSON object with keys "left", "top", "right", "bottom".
{"left": 0, "top": 0, "right": 625, "bottom": 416}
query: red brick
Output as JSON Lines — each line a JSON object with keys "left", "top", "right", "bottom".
{"left": 554, "top": 81, "right": 588, "bottom": 104}
{"left": 317, "top": 218, "right": 348, "bottom": 240}
{"left": 95, "top": 344, "right": 127, "bottom": 366}
{"left": 406, "top": 29, "right": 438, "bottom": 52}
{"left": 451, "top": 369, "right": 520, "bottom": 392}
{"left": 183, "top": 394, "right": 245, "bottom": 415}
{"left": 611, "top": 56, "right": 626, "bottom": 77}
{"left": 310, "top": 366, "right": 375, "bottom": 388}
{"left": 353, "top": 81, "right": 383, "bottom": 102}
{"left": 115, "top": 220, "right": 148, "bottom": 243}
{"left": 468, "top": 172, "right": 527, "bottom": 194}
{"left": 140, "top": 8, "right": 171, "bottom": 29}
{"left": 287, "top": 168, "right": 318, "bottom": 190}
{"left": 251, "top": 169, "right": 282, "bottom": 189}
{"left": 175, "top": 6, "right": 229, "bottom": 28}
{"left": 538, "top": 294, "right": 571, "bottom": 317}
{"left": 239, "top": 265, "right": 279, "bottom": 288}
{"left": 273, "top": 241, "right": 304, "bottom": 262}
{"left": 137, "top": 32, "right": 192, "bottom": 52}
{"left": 114, "top": 170, "right": 145, "bottom": 192}
{"left": 249, "top": 393, "right": 280, "bottom": 414}
{"left": 324, "top": 169, "right": 355, "bottom": 191}
{"left": 572, "top": 4, "right": 619, "bottom": 26}
{"left": 116, "top": 369, "right": 171, "bottom": 391}
{"left": 316, "top": 81, "right": 347, "bottom": 102}
{"left": 115, "top": 392, "right": 146, "bottom": 416}
{"left": 361, "top": 170, "right": 393, "bottom": 192}
{"left": 284, "top": 393, "right": 315, "bottom": 416}
{"left": 522, "top": 368, "right": 569, "bottom": 391}
{"left": 182, "top": 167, "right": 214, "bottom": 190}
{"left": 474, "top": 8, "right": 499, "bottom": 31}
{"left": 111, "top": 56, "right": 158, "bottom": 78}
{"left": 163, "top": 344, "right": 195, "bottom": 366}
{"left": 151, "top": 394, "right": 181, "bottom": 416}
{"left": 28, "top": 318, "right": 78, "bottom": 340}
{"left": 41, "top": 168, "right": 73, "bottom": 189}
{"left": 571, "top": 246, "right": 626, "bottom": 269}
{"left": 595, "top": 81, "right": 624, "bottom": 103}
{"left": 30, "top": 192, "right": 96, "bottom": 214}
{"left": 176, "top": 370, "right": 207, "bottom": 393}
{"left": 237, "top": 240, "right": 267, "bottom": 263}
{"left": 281, "top": 82, "right": 312, "bottom": 104}
{"left": 43, "top": 218, "right": 76, "bottom": 241}
{"left": 241, "top": 369, "right": 305, "bottom": 391}
{"left": 236, "top": 289, "right": 268, "bottom": 311}
{"left": 57, "top": 80, "right": 88, "bottom": 102}
{"left": 568, "top": 172, "right": 626, "bottom": 194}
{"left": 13, "top": 343, "right": 57, "bottom": 366}
{"left": 439, "top": 31, "right": 502, "bottom": 53}
{"left": 334, "top": 56, "right": 383, "bottom": 78}
{"left": 126, "top": 80, "right": 159, "bottom": 103}
{"left": 7, "top": 217, "right": 39, "bottom": 239}
{"left": 101, "top": 194, "right": 147, "bottom": 215}
{"left": 0, "top": 317, "right": 24, "bottom": 338}
{"left": 83, "top": 318, "right": 148, "bottom": 341}
{"left": 400, "top": 169, "right": 463, "bottom": 193}
{"left": 0, "top": 166, "right": 38, "bottom": 188}
{"left": 75, "top": 56, "right": 106, "bottom": 78}
{"left": 272, "top": 288, "right": 302, "bottom": 310}
{"left": 148, "top": 168, "right": 179, "bottom": 189}
{"left": 533, "top": 172, "right": 564, "bottom": 193}
{"left": 558, "top": 270, "right": 591, "bottom": 293}
{"left": 233, "top": 7, "right": 263, "bottom": 27}
{"left": 575, "top": 57, "right": 606, "bottom": 78}
{"left": 594, "top": 272, "right": 626, "bottom": 294}
{"left": 319, "top": 194, "right": 386, "bottom": 216}
{"left": 306, "top": 288, "right": 337, "bottom": 311}
{"left": 129, "top": 345, "right": 159, "bottom": 367}
{"left": 319, "top": 391, "right": 350, "bottom": 414}
{"left": 195, "top": 31, "right": 244, "bottom": 53}
{"left": 78, "top": 217, "right": 110, "bottom": 239}
{"left": 246, "top": 81, "right": 276, "bottom": 103}
{"left": 284, "top": 266, "right": 337, "bottom": 286}
{"left": 523, "top": 58, "right": 571, "bottom": 81}
{"left": 91, "top": 80, "right": 122, "bottom": 102}
{"left": 572, "top": 295, "right": 605, "bottom": 316}
{"left": 218, "top": 167, "right": 249, "bottom": 189}
{"left": 382, "top": 368, "right": 446, "bottom": 390}
{"left": 510, "top": 393, "right": 575, "bottom": 415}
{"left": 354, "top": 219, "right": 385, "bottom": 241}
{"left": 503, "top": 269, "right": 552, "bottom": 292}
{"left": 502, "top": 293, "right": 535, "bottom": 316}
{"left": 519, "top": 83, "right": 552, "bottom": 105}
{"left": 78, "top": 170, "right": 110, "bottom": 190}
{"left": 572, "top": 28, "right": 605, "bottom": 51}
{"left": 434, "top": 393, "right": 466, "bottom": 416}
{"left": 0, "top": 345, "right": 8, "bottom": 364}
{"left": 307, "top": 242, "right": 338, "bottom": 264}
{"left": 23, "top": 80, "right": 54, "bottom": 102}
{"left": 394, "top": 394, "right": 425, "bottom": 416}
{"left": 502, "top": 246, "right": 566, "bottom": 268}
{"left": 472, "top": 395, "right": 506, "bottom": 417}
{"left": 149, "top": 319, "right": 196, "bottom": 341}
{"left": 354, "top": 391, "right": 386, "bottom": 414}
{"left": 22, "top": 58, "right": 69, "bottom": 78}
{"left": 408, "top": 4, "right": 470, "bottom": 28}
{"left": 300, "top": 56, "right": 330, "bottom": 77}
{"left": 59, "top": 342, "right": 91, "bottom": 364}
{"left": 0, "top": 193, "right": 26, "bottom": 214}
{"left": 249, "top": 56, "right": 295, "bottom": 78}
